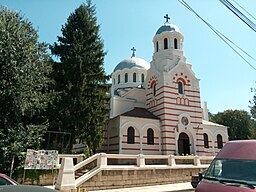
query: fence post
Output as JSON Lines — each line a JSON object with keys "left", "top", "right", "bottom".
{"left": 194, "top": 155, "right": 201, "bottom": 166}
{"left": 168, "top": 155, "right": 176, "bottom": 166}
{"left": 55, "top": 157, "right": 76, "bottom": 191}
{"left": 98, "top": 153, "right": 107, "bottom": 168}
{"left": 137, "top": 154, "right": 145, "bottom": 167}
{"left": 77, "top": 154, "right": 85, "bottom": 164}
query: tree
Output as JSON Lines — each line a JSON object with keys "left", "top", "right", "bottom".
{"left": 210, "top": 110, "right": 252, "bottom": 140}
{"left": 250, "top": 87, "right": 256, "bottom": 119}
{"left": 249, "top": 88, "right": 256, "bottom": 137}
{"left": 50, "top": 0, "right": 110, "bottom": 155}
{"left": 0, "top": 7, "right": 53, "bottom": 174}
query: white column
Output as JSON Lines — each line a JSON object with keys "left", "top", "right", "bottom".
{"left": 168, "top": 155, "right": 176, "bottom": 166}
{"left": 55, "top": 157, "right": 76, "bottom": 191}
{"left": 98, "top": 153, "right": 107, "bottom": 168}
{"left": 136, "top": 154, "right": 145, "bottom": 167}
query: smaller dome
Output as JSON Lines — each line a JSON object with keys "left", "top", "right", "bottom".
{"left": 113, "top": 57, "right": 149, "bottom": 72}
{"left": 156, "top": 22, "right": 181, "bottom": 35}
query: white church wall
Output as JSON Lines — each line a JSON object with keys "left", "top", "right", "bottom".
{"left": 212, "top": 128, "right": 229, "bottom": 153}
{"left": 200, "top": 124, "right": 228, "bottom": 156}
{"left": 119, "top": 116, "right": 161, "bottom": 155}
{"left": 111, "top": 97, "right": 137, "bottom": 118}
{"left": 111, "top": 89, "right": 147, "bottom": 118}
{"left": 122, "top": 88, "right": 146, "bottom": 104}
{"left": 119, "top": 119, "right": 141, "bottom": 154}
{"left": 141, "top": 122, "right": 161, "bottom": 155}
{"left": 199, "top": 128, "right": 215, "bottom": 156}
{"left": 106, "top": 117, "right": 120, "bottom": 154}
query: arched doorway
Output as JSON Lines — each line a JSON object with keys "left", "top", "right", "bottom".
{"left": 178, "top": 133, "right": 190, "bottom": 155}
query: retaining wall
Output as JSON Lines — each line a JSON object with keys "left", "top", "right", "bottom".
{"left": 78, "top": 166, "right": 206, "bottom": 191}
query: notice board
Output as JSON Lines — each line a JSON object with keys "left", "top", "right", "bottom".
{"left": 24, "top": 149, "right": 58, "bottom": 169}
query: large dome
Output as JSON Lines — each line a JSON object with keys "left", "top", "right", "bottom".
{"left": 156, "top": 22, "right": 181, "bottom": 35}
{"left": 113, "top": 56, "right": 150, "bottom": 72}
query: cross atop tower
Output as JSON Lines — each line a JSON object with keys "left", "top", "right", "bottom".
{"left": 164, "top": 14, "right": 170, "bottom": 23}
{"left": 131, "top": 47, "right": 136, "bottom": 57}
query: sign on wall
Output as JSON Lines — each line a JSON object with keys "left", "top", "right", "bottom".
{"left": 24, "top": 149, "right": 58, "bottom": 170}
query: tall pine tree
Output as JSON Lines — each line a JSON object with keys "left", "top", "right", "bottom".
{"left": 0, "top": 7, "right": 53, "bottom": 174}
{"left": 50, "top": 0, "right": 110, "bottom": 155}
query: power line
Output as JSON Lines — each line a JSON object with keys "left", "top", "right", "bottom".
{"left": 178, "top": 0, "right": 256, "bottom": 71}
{"left": 220, "top": 0, "right": 256, "bottom": 32}
{"left": 231, "top": 0, "right": 256, "bottom": 22}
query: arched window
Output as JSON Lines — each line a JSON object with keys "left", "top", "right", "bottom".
{"left": 178, "top": 81, "right": 184, "bottom": 94}
{"left": 118, "top": 75, "right": 120, "bottom": 84}
{"left": 127, "top": 127, "right": 135, "bottom": 144}
{"left": 204, "top": 133, "right": 209, "bottom": 148}
{"left": 133, "top": 73, "right": 136, "bottom": 82}
{"left": 125, "top": 73, "right": 128, "bottom": 83}
{"left": 141, "top": 74, "right": 145, "bottom": 83}
{"left": 156, "top": 41, "right": 159, "bottom": 52}
{"left": 217, "top": 134, "right": 223, "bottom": 149}
{"left": 113, "top": 78, "right": 115, "bottom": 85}
{"left": 164, "top": 38, "right": 168, "bottom": 49}
{"left": 147, "top": 128, "right": 154, "bottom": 145}
{"left": 174, "top": 38, "right": 178, "bottom": 49}
{"left": 153, "top": 84, "right": 157, "bottom": 96}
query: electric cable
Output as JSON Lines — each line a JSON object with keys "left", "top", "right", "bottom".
{"left": 220, "top": 0, "right": 256, "bottom": 32}
{"left": 231, "top": 0, "right": 256, "bottom": 22}
{"left": 178, "top": 0, "right": 256, "bottom": 71}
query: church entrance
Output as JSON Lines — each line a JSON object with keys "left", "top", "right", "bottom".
{"left": 178, "top": 133, "right": 190, "bottom": 155}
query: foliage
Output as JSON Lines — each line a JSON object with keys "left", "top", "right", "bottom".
{"left": 50, "top": 0, "right": 110, "bottom": 155}
{"left": 250, "top": 87, "right": 256, "bottom": 119}
{"left": 249, "top": 118, "right": 256, "bottom": 139}
{"left": 0, "top": 7, "right": 53, "bottom": 174}
{"left": 210, "top": 110, "right": 252, "bottom": 140}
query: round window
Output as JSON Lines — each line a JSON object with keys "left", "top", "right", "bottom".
{"left": 181, "top": 116, "right": 189, "bottom": 126}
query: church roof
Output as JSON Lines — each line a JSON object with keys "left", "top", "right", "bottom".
{"left": 202, "top": 120, "right": 226, "bottom": 128}
{"left": 121, "top": 107, "right": 159, "bottom": 120}
{"left": 113, "top": 56, "right": 150, "bottom": 72}
{"left": 156, "top": 22, "right": 181, "bottom": 35}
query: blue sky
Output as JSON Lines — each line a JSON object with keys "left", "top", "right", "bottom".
{"left": 1, "top": 0, "right": 256, "bottom": 114}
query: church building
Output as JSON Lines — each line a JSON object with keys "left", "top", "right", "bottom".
{"left": 102, "top": 15, "right": 228, "bottom": 156}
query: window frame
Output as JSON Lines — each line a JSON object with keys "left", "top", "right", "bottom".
{"left": 141, "top": 73, "right": 145, "bottom": 83}
{"left": 125, "top": 73, "right": 128, "bottom": 83}
{"left": 118, "top": 74, "right": 120, "bottom": 84}
{"left": 164, "top": 38, "right": 168, "bottom": 49}
{"left": 153, "top": 84, "right": 157, "bottom": 96}
{"left": 133, "top": 72, "right": 136, "bottom": 82}
{"left": 178, "top": 81, "right": 184, "bottom": 94}
{"left": 204, "top": 133, "right": 209, "bottom": 148}
{"left": 174, "top": 38, "right": 178, "bottom": 49}
{"left": 217, "top": 134, "right": 223, "bottom": 149}
{"left": 127, "top": 127, "right": 135, "bottom": 144}
{"left": 147, "top": 128, "right": 154, "bottom": 145}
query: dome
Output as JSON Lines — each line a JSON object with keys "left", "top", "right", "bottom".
{"left": 156, "top": 22, "right": 181, "bottom": 35}
{"left": 113, "top": 56, "right": 150, "bottom": 72}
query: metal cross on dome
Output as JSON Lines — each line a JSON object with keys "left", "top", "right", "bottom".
{"left": 131, "top": 47, "right": 136, "bottom": 57}
{"left": 164, "top": 14, "right": 170, "bottom": 22}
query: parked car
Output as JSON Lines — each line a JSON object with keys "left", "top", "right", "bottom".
{"left": 0, "top": 185, "right": 58, "bottom": 192}
{"left": 0, "top": 173, "right": 18, "bottom": 185}
{"left": 196, "top": 140, "right": 256, "bottom": 192}
{"left": 191, "top": 171, "right": 205, "bottom": 188}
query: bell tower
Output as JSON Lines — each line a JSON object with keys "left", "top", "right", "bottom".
{"left": 152, "top": 14, "right": 185, "bottom": 73}
{"left": 145, "top": 15, "right": 203, "bottom": 155}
